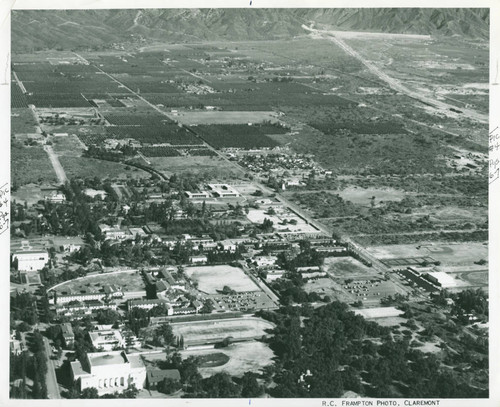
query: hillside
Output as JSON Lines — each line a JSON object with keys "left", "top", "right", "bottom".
{"left": 12, "top": 8, "right": 489, "bottom": 52}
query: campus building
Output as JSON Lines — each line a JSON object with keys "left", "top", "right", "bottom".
{"left": 207, "top": 183, "right": 240, "bottom": 197}
{"left": 89, "top": 329, "right": 125, "bottom": 351}
{"left": 11, "top": 247, "right": 49, "bottom": 272}
{"left": 71, "top": 351, "right": 147, "bottom": 394}
{"left": 61, "top": 322, "right": 75, "bottom": 348}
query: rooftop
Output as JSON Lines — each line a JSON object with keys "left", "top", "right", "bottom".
{"left": 88, "top": 351, "right": 128, "bottom": 367}
{"left": 147, "top": 368, "right": 181, "bottom": 384}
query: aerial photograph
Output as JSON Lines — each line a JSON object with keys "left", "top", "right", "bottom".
{"left": 8, "top": 8, "right": 490, "bottom": 400}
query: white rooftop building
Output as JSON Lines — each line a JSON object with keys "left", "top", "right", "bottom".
{"left": 12, "top": 248, "right": 49, "bottom": 272}
{"left": 89, "top": 330, "right": 125, "bottom": 352}
{"left": 71, "top": 351, "right": 146, "bottom": 395}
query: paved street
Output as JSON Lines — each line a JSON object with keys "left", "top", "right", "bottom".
{"left": 42, "top": 337, "right": 61, "bottom": 399}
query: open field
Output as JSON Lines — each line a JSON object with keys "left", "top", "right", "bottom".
{"left": 51, "top": 135, "right": 86, "bottom": 157}
{"left": 11, "top": 108, "right": 39, "bottom": 133}
{"left": 171, "top": 317, "right": 275, "bottom": 345}
{"left": 185, "top": 265, "right": 259, "bottom": 294}
{"left": 337, "top": 186, "right": 406, "bottom": 204}
{"left": 59, "top": 156, "right": 150, "bottom": 180}
{"left": 175, "top": 111, "right": 279, "bottom": 125}
{"left": 302, "top": 277, "right": 353, "bottom": 303}
{"left": 11, "top": 183, "right": 46, "bottom": 206}
{"left": 366, "top": 242, "right": 488, "bottom": 267}
{"left": 11, "top": 142, "right": 58, "bottom": 186}
{"left": 193, "top": 341, "right": 274, "bottom": 377}
{"left": 143, "top": 340, "right": 275, "bottom": 378}
{"left": 148, "top": 156, "right": 240, "bottom": 178}
{"left": 324, "top": 256, "right": 379, "bottom": 278}
{"left": 454, "top": 270, "right": 488, "bottom": 287}
{"left": 53, "top": 270, "right": 145, "bottom": 295}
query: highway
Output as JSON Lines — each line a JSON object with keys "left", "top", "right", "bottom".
{"left": 43, "top": 337, "right": 61, "bottom": 399}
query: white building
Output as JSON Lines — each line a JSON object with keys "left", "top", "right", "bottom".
{"left": 185, "top": 191, "right": 210, "bottom": 199}
{"left": 190, "top": 255, "right": 207, "bottom": 264}
{"left": 55, "top": 292, "right": 106, "bottom": 305}
{"left": 89, "top": 330, "right": 126, "bottom": 352}
{"left": 12, "top": 250, "right": 49, "bottom": 272}
{"left": 71, "top": 351, "right": 146, "bottom": 395}
{"left": 207, "top": 184, "right": 240, "bottom": 198}
{"left": 44, "top": 192, "right": 66, "bottom": 203}
{"left": 254, "top": 255, "right": 277, "bottom": 268}
{"left": 84, "top": 189, "right": 108, "bottom": 199}
{"left": 128, "top": 299, "right": 173, "bottom": 314}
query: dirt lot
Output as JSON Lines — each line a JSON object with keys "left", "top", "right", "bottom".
{"left": 324, "top": 256, "right": 380, "bottom": 278}
{"left": 171, "top": 317, "right": 275, "bottom": 345}
{"left": 366, "top": 242, "right": 488, "bottom": 266}
{"left": 337, "top": 186, "right": 406, "bottom": 205}
{"left": 176, "top": 111, "right": 279, "bottom": 125}
{"left": 185, "top": 265, "right": 259, "bottom": 294}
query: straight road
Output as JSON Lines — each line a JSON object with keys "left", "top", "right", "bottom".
{"left": 44, "top": 145, "right": 68, "bottom": 184}
{"left": 303, "top": 25, "right": 488, "bottom": 125}
{"left": 43, "top": 337, "right": 61, "bottom": 399}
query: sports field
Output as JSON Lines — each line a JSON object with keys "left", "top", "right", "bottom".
{"left": 171, "top": 317, "right": 275, "bottom": 345}
{"left": 185, "top": 265, "right": 259, "bottom": 294}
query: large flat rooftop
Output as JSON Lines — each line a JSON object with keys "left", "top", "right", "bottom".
{"left": 88, "top": 351, "right": 128, "bottom": 367}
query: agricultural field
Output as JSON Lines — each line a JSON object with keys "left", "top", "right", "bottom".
{"left": 106, "top": 125, "right": 201, "bottom": 145}
{"left": 11, "top": 83, "right": 29, "bottom": 108}
{"left": 52, "top": 270, "right": 146, "bottom": 295}
{"left": 139, "top": 147, "right": 181, "bottom": 157}
{"left": 103, "top": 111, "right": 173, "bottom": 126}
{"left": 324, "top": 256, "right": 380, "bottom": 278}
{"left": 185, "top": 265, "right": 259, "bottom": 294}
{"left": 170, "top": 317, "right": 275, "bottom": 345}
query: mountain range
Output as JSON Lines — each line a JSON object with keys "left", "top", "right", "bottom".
{"left": 12, "top": 8, "right": 490, "bottom": 52}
